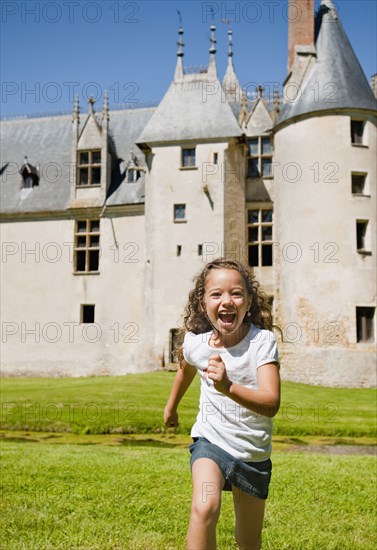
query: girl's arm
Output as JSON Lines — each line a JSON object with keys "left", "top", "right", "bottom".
{"left": 164, "top": 360, "right": 197, "bottom": 427}
{"left": 207, "top": 356, "right": 280, "bottom": 418}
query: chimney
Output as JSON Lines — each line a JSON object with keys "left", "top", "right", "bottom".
{"left": 288, "top": 0, "right": 315, "bottom": 72}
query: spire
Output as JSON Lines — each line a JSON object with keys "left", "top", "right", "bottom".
{"left": 207, "top": 23, "right": 217, "bottom": 79}
{"left": 72, "top": 95, "right": 80, "bottom": 123}
{"left": 273, "top": 88, "right": 280, "bottom": 119}
{"left": 103, "top": 90, "right": 109, "bottom": 122}
{"left": 222, "top": 28, "right": 240, "bottom": 102}
{"left": 88, "top": 96, "right": 96, "bottom": 115}
{"left": 174, "top": 11, "right": 184, "bottom": 81}
{"left": 256, "top": 84, "right": 263, "bottom": 99}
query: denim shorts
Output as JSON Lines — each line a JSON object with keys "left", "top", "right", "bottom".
{"left": 189, "top": 437, "right": 272, "bottom": 500}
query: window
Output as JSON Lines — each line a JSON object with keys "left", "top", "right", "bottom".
{"left": 247, "top": 137, "right": 273, "bottom": 178}
{"left": 174, "top": 204, "right": 186, "bottom": 221}
{"left": 182, "top": 148, "right": 196, "bottom": 168}
{"left": 351, "top": 120, "right": 365, "bottom": 145}
{"left": 198, "top": 244, "right": 203, "bottom": 256}
{"left": 126, "top": 168, "right": 140, "bottom": 183}
{"left": 81, "top": 304, "right": 95, "bottom": 324}
{"left": 213, "top": 153, "right": 218, "bottom": 165}
{"left": 356, "top": 220, "right": 370, "bottom": 252}
{"left": 77, "top": 150, "right": 101, "bottom": 186}
{"left": 247, "top": 208, "right": 273, "bottom": 267}
{"left": 20, "top": 162, "right": 39, "bottom": 188}
{"left": 356, "top": 307, "right": 375, "bottom": 343}
{"left": 169, "top": 328, "right": 181, "bottom": 363}
{"left": 177, "top": 245, "right": 182, "bottom": 256}
{"left": 74, "top": 219, "right": 100, "bottom": 273}
{"left": 125, "top": 153, "right": 141, "bottom": 183}
{"left": 352, "top": 173, "right": 367, "bottom": 195}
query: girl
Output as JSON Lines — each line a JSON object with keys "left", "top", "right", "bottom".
{"left": 164, "top": 258, "right": 280, "bottom": 550}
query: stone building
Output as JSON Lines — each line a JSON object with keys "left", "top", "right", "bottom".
{"left": 1, "top": 0, "right": 376, "bottom": 386}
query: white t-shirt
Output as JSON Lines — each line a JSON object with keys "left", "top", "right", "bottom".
{"left": 183, "top": 324, "right": 279, "bottom": 462}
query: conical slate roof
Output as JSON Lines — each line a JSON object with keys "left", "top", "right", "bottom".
{"left": 137, "top": 72, "right": 242, "bottom": 145}
{"left": 278, "top": 1, "right": 377, "bottom": 125}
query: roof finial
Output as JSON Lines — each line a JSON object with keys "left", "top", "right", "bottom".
{"left": 273, "top": 87, "right": 280, "bottom": 114}
{"left": 103, "top": 90, "right": 109, "bottom": 121}
{"left": 208, "top": 14, "right": 217, "bottom": 79}
{"left": 256, "top": 84, "right": 264, "bottom": 99}
{"left": 222, "top": 26, "right": 240, "bottom": 102}
{"left": 227, "top": 28, "right": 233, "bottom": 58}
{"left": 174, "top": 10, "right": 184, "bottom": 81}
{"left": 209, "top": 24, "right": 216, "bottom": 55}
{"left": 72, "top": 95, "right": 80, "bottom": 122}
{"left": 88, "top": 96, "right": 96, "bottom": 115}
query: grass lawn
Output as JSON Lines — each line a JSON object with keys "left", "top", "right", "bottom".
{"left": 1, "top": 374, "right": 376, "bottom": 548}
{"left": 1, "top": 373, "right": 376, "bottom": 437}
{"left": 1, "top": 439, "right": 376, "bottom": 549}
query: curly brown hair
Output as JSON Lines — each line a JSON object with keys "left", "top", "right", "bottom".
{"left": 176, "top": 258, "right": 275, "bottom": 364}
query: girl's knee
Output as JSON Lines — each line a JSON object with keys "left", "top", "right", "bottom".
{"left": 191, "top": 490, "right": 221, "bottom": 524}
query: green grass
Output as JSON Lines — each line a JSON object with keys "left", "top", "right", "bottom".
{"left": 1, "top": 373, "right": 376, "bottom": 437}
{"left": 1, "top": 374, "right": 376, "bottom": 548}
{"left": 1, "top": 440, "right": 376, "bottom": 549}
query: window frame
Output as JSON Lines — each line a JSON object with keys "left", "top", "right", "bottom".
{"left": 247, "top": 136, "right": 273, "bottom": 179}
{"left": 180, "top": 147, "right": 197, "bottom": 170}
{"left": 356, "top": 306, "right": 375, "bottom": 343}
{"left": 246, "top": 206, "right": 274, "bottom": 267}
{"left": 350, "top": 119, "right": 366, "bottom": 146}
{"left": 351, "top": 172, "right": 369, "bottom": 196}
{"left": 74, "top": 219, "right": 101, "bottom": 274}
{"left": 173, "top": 203, "right": 187, "bottom": 223}
{"left": 77, "top": 149, "right": 102, "bottom": 187}
{"left": 81, "top": 304, "right": 96, "bottom": 324}
{"left": 356, "top": 219, "right": 371, "bottom": 255}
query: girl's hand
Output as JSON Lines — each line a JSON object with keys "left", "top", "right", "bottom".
{"left": 206, "top": 354, "right": 232, "bottom": 394}
{"left": 164, "top": 406, "right": 179, "bottom": 428}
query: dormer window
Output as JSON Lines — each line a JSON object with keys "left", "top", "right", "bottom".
{"left": 127, "top": 168, "right": 140, "bottom": 183}
{"left": 20, "top": 157, "right": 39, "bottom": 188}
{"left": 125, "top": 151, "right": 142, "bottom": 183}
{"left": 77, "top": 150, "right": 101, "bottom": 186}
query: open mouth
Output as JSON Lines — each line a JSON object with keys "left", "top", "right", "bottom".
{"left": 218, "top": 312, "right": 236, "bottom": 325}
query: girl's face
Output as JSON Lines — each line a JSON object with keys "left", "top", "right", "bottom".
{"left": 203, "top": 268, "right": 252, "bottom": 346}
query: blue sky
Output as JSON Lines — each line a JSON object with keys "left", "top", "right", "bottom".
{"left": 1, "top": 0, "right": 376, "bottom": 118}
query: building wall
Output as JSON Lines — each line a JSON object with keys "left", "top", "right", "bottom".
{"left": 142, "top": 141, "right": 231, "bottom": 367}
{"left": 1, "top": 213, "right": 146, "bottom": 376}
{"left": 273, "top": 113, "right": 377, "bottom": 387}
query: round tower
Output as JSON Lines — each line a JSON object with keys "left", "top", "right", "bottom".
{"left": 273, "top": 0, "right": 377, "bottom": 387}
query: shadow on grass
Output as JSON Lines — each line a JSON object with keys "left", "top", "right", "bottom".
{"left": 104, "top": 437, "right": 187, "bottom": 448}
{"left": 1, "top": 436, "right": 40, "bottom": 443}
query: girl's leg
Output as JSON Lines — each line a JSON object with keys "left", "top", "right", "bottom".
{"left": 187, "top": 458, "right": 225, "bottom": 550}
{"left": 232, "top": 486, "right": 266, "bottom": 550}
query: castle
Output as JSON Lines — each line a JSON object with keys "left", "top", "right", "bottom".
{"left": 1, "top": 0, "right": 376, "bottom": 387}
